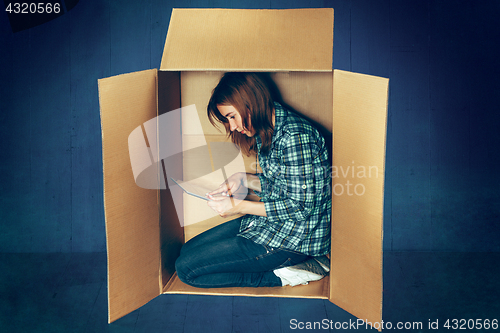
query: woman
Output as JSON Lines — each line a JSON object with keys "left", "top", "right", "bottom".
{"left": 175, "top": 72, "right": 331, "bottom": 288}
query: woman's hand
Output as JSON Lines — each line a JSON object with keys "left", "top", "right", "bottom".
{"left": 205, "top": 172, "right": 267, "bottom": 218}
{"left": 207, "top": 196, "right": 243, "bottom": 218}
{"left": 207, "top": 172, "right": 247, "bottom": 199}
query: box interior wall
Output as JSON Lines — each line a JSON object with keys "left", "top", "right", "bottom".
{"left": 158, "top": 70, "right": 334, "bottom": 299}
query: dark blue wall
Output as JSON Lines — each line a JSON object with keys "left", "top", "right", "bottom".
{"left": 1, "top": 0, "right": 499, "bottom": 252}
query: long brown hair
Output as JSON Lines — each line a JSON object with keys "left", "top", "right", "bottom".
{"left": 207, "top": 72, "right": 275, "bottom": 156}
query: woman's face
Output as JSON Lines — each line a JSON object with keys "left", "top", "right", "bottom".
{"left": 217, "top": 105, "right": 254, "bottom": 137}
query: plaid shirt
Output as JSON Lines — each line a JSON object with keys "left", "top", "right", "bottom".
{"left": 238, "top": 103, "right": 331, "bottom": 256}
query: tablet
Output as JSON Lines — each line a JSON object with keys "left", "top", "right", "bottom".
{"left": 170, "top": 177, "right": 213, "bottom": 201}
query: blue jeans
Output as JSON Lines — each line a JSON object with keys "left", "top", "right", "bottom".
{"left": 175, "top": 218, "right": 310, "bottom": 288}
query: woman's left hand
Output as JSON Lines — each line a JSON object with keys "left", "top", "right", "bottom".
{"left": 207, "top": 197, "right": 243, "bottom": 218}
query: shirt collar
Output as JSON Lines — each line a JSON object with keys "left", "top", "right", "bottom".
{"left": 255, "top": 102, "right": 286, "bottom": 147}
{"left": 271, "top": 102, "right": 287, "bottom": 146}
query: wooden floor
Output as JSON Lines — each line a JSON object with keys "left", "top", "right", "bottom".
{"left": 1, "top": 252, "right": 498, "bottom": 332}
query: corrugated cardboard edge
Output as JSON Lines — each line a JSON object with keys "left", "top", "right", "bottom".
{"left": 97, "top": 77, "right": 112, "bottom": 324}
{"left": 380, "top": 82, "right": 388, "bottom": 333}
{"left": 377, "top": 79, "right": 388, "bottom": 333}
{"left": 155, "top": 72, "right": 162, "bottom": 294}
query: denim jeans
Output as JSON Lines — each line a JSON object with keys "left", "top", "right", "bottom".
{"left": 175, "top": 218, "right": 310, "bottom": 288}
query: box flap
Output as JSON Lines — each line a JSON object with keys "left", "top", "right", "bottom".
{"left": 330, "top": 70, "right": 388, "bottom": 330}
{"left": 98, "top": 69, "right": 161, "bottom": 323}
{"left": 161, "top": 8, "right": 333, "bottom": 71}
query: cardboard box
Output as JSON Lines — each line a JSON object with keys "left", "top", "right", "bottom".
{"left": 98, "top": 8, "right": 389, "bottom": 329}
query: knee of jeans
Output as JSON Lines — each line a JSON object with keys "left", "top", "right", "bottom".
{"left": 176, "top": 254, "right": 200, "bottom": 285}
{"left": 175, "top": 255, "right": 189, "bottom": 283}
{"left": 179, "top": 241, "right": 193, "bottom": 256}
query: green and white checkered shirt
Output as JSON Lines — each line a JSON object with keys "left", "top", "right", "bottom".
{"left": 238, "top": 103, "right": 331, "bottom": 256}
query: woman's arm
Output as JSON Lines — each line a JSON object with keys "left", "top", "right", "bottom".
{"left": 206, "top": 172, "right": 266, "bottom": 218}
{"left": 237, "top": 199, "right": 267, "bottom": 217}
{"left": 207, "top": 196, "right": 267, "bottom": 218}
{"left": 244, "top": 173, "right": 262, "bottom": 193}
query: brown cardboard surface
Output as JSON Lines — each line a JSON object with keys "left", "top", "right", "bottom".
{"left": 161, "top": 8, "right": 333, "bottom": 71}
{"left": 182, "top": 135, "right": 257, "bottom": 181}
{"left": 270, "top": 72, "right": 334, "bottom": 157}
{"left": 270, "top": 72, "right": 333, "bottom": 132}
{"left": 330, "top": 70, "right": 388, "bottom": 329}
{"left": 164, "top": 274, "right": 329, "bottom": 299}
{"left": 98, "top": 69, "right": 161, "bottom": 323}
{"left": 181, "top": 71, "right": 224, "bottom": 135}
{"left": 180, "top": 71, "right": 333, "bottom": 136}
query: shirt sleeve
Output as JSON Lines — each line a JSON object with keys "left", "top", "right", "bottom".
{"left": 261, "top": 132, "right": 320, "bottom": 225}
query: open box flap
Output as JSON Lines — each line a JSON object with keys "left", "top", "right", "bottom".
{"left": 98, "top": 69, "right": 161, "bottom": 323}
{"left": 160, "top": 8, "right": 333, "bottom": 72}
{"left": 330, "top": 70, "right": 388, "bottom": 329}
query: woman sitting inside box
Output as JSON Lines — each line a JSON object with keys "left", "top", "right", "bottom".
{"left": 175, "top": 72, "right": 331, "bottom": 288}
